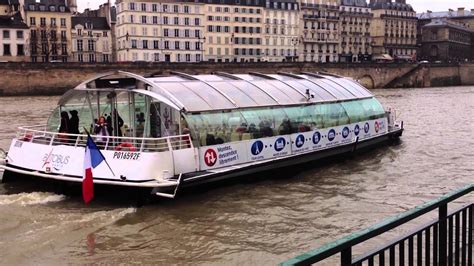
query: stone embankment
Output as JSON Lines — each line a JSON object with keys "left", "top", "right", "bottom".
{"left": 0, "top": 62, "right": 473, "bottom": 96}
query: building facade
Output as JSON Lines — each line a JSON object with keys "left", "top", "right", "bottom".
{"left": 300, "top": 0, "right": 340, "bottom": 63}
{"left": 116, "top": 0, "right": 205, "bottom": 62}
{"left": 369, "top": 0, "right": 417, "bottom": 61}
{"left": 262, "top": 0, "right": 299, "bottom": 62}
{"left": 0, "top": 1, "right": 29, "bottom": 62}
{"left": 71, "top": 17, "right": 113, "bottom": 62}
{"left": 24, "top": 0, "right": 72, "bottom": 62}
{"left": 203, "top": 1, "right": 264, "bottom": 63}
{"left": 420, "top": 19, "right": 473, "bottom": 62}
{"left": 339, "top": 0, "right": 373, "bottom": 62}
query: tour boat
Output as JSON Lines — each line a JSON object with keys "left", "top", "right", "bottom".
{"left": 0, "top": 71, "right": 403, "bottom": 198}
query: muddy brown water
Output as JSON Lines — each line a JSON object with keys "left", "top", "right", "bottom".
{"left": 0, "top": 86, "right": 473, "bottom": 265}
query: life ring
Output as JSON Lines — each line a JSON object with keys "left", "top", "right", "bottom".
{"left": 115, "top": 142, "right": 137, "bottom": 152}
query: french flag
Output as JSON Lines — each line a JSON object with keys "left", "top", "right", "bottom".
{"left": 83, "top": 135, "right": 105, "bottom": 204}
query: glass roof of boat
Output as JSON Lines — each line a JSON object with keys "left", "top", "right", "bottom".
{"left": 76, "top": 71, "right": 375, "bottom": 113}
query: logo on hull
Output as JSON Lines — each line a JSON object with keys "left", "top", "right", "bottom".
{"left": 313, "top": 131, "right": 321, "bottom": 144}
{"left": 274, "top": 137, "right": 286, "bottom": 152}
{"left": 204, "top": 149, "right": 217, "bottom": 167}
{"left": 328, "top": 129, "right": 336, "bottom": 142}
{"left": 295, "top": 135, "right": 305, "bottom": 148}
{"left": 251, "top": 141, "right": 264, "bottom": 156}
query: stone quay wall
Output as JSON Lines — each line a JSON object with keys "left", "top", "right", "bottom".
{"left": 0, "top": 62, "right": 473, "bottom": 96}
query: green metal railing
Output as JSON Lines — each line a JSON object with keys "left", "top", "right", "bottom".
{"left": 281, "top": 184, "right": 473, "bottom": 265}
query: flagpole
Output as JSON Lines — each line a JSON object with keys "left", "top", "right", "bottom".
{"left": 83, "top": 127, "right": 116, "bottom": 177}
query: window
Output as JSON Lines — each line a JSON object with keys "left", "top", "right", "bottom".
{"left": 103, "top": 31, "right": 108, "bottom": 37}
{"left": 51, "top": 18, "right": 56, "bottom": 27}
{"left": 89, "top": 54, "right": 95, "bottom": 62}
{"left": 173, "top": 5, "right": 179, "bottom": 13}
{"left": 195, "top": 18, "right": 200, "bottom": 26}
{"left": 141, "top": 3, "right": 146, "bottom": 11}
{"left": 40, "top": 17, "right": 46, "bottom": 26}
{"left": 174, "top": 17, "right": 179, "bottom": 25}
{"left": 77, "top": 29, "right": 82, "bottom": 36}
{"left": 61, "top": 30, "right": 66, "bottom": 40}
{"left": 62, "top": 43, "right": 67, "bottom": 54}
{"left": 141, "top": 16, "right": 147, "bottom": 24}
{"left": 3, "top": 44, "right": 11, "bottom": 55}
{"left": 88, "top": 40, "right": 95, "bottom": 51}
{"left": 175, "top": 41, "right": 180, "bottom": 49}
{"left": 153, "top": 16, "right": 158, "bottom": 24}
{"left": 164, "top": 41, "right": 169, "bottom": 49}
{"left": 129, "top": 3, "right": 135, "bottom": 10}
{"left": 184, "top": 6, "right": 189, "bottom": 13}
{"left": 164, "top": 28, "right": 169, "bottom": 36}
{"left": 185, "top": 18, "right": 189, "bottom": 25}
{"left": 16, "top": 30, "right": 23, "bottom": 39}
{"left": 3, "top": 30, "right": 10, "bottom": 39}
{"left": 163, "top": 17, "right": 168, "bottom": 24}
{"left": 30, "top": 17, "right": 36, "bottom": 26}
{"left": 131, "top": 39, "right": 137, "bottom": 48}
{"left": 174, "top": 29, "right": 179, "bottom": 37}
{"left": 77, "top": 40, "right": 83, "bottom": 51}
{"left": 152, "top": 4, "right": 157, "bottom": 12}
{"left": 78, "top": 54, "right": 83, "bottom": 62}
{"left": 185, "top": 41, "right": 190, "bottom": 50}
{"left": 153, "top": 40, "right": 159, "bottom": 49}
{"left": 17, "top": 44, "right": 24, "bottom": 56}
{"left": 195, "top": 30, "right": 200, "bottom": 38}
{"left": 142, "top": 40, "right": 148, "bottom": 49}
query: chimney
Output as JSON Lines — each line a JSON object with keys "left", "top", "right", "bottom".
{"left": 458, "top": 7, "right": 465, "bottom": 17}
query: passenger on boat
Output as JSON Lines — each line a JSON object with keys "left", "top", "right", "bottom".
{"left": 259, "top": 119, "right": 273, "bottom": 137}
{"left": 59, "top": 111, "right": 69, "bottom": 133}
{"left": 106, "top": 110, "right": 124, "bottom": 137}
{"left": 94, "top": 116, "right": 110, "bottom": 144}
{"left": 68, "top": 110, "right": 80, "bottom": 135}
{"left": 278, "top": 117, "right": 293, "bottom": 135}
{"left": 58, "top": 111, "right": 70, "bottom": 143}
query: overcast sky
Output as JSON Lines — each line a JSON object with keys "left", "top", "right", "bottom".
{"left": 76, "top": 0, "right": 472, "bottom": 13}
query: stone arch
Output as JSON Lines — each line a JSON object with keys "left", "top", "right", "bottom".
{"left": 357, "top": 75, "right": 375, "bottom": 90}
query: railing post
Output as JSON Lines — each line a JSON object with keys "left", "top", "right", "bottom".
{"left": 341, "top": 248, "right": 352, "bottom": 266}
{"left": 438, "top": 204, "right": 448, "bottom": 266}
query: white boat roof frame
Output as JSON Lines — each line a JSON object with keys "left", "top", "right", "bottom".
{"left": 70, "top": 71, "right": 375, "bottom": 113}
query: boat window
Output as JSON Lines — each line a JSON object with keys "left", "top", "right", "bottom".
{"left": 181, "top": 81, "right": 236, "bottom": 110}
{"left": 359, "top": 98, "right": 386, "bottom": 120}
{"left": 341, "top": 100, "right": 367, "bottom": 123}
{"left": 158, "top": 82, "right": 213, "bottom": 112}
{"left": 229, "top": 80, "right": 278, "bottom": 106}
{"left": 297, "top": 79, "right": 337, "bottom": 101}
{"left": 184, "top": 110, "right": 247, "bottom": 146}
{"left": 47, "top": 90, "right": 95, "bottom": 134}
{"left": 208, "top": 81, "right": 259, "bottom": 108}
{"left": 314, "top": 102, "right": 350, "bottom": 128}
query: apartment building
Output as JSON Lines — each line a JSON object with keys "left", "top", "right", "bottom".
{"left": 24, "top": 0, "right": 72, "bottom": 62}
{"left": 339, "top": 0, "right": 373, "bottom": 62}
{"left": 300, "top": 0, "right": 340, "bottom": 63}
{"left": 369, "top": 0, "right": 417, "bottom": 61}
{"left": 262, "top": 0, "right": 299, "bottom": 62}
{"left": 116, "top": 0, "right": 205, "bottom": 62}
{"left": 203, "top": 0, "right": 264, "bottom": 62}
{"left": 71, "top": 17, "right": 112, "bottom": 62}
{"left": 0, "top": 1, "right": 28, "bottom": 62}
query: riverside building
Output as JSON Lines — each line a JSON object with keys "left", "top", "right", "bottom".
{"left": 262, "top": 0, "right": 300, "bottom": 62}
{"left": 24, "top": 0, "right": 73, "bottom": 62}
{"left": 115, "top": 0, "right": 205, "bottom": 62}
{"left": 203, "top": 0, "right": 264, "bottom": 62}
{"left": 369, "top": 0, "right": 417, "bottom": 61}
{"left": 420, "top": 19, "right": 473, "bottom": 62}
{"left": 71, "top": 17, "right": 113, "bottom": 62}
{"left": 300, "top": 0, "right": 341, "bottom": 63}
{"left": 0, "top": 0, "right": 28, "bottom": 62}
{"left": 339, "top": 0, "right": 373, "bottom": 62}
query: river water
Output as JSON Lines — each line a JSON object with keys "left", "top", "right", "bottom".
{"left": 0, "top": 86, "right": 473, "bottom": 265}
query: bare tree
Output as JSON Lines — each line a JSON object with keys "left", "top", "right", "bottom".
{"left": 26, "top": 25, "right": 69, "bottom": 62}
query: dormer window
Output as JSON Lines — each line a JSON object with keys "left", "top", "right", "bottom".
{"left": 39, "top": 5, "right": 46, "bottom": 11}
{"left": 59, "top": 6, "right": 66, "bottom": 12}
{"left": 29, "top": 4, "right": 35, "bottom": 11}
{"left": 49, "top": 5, "right": 56, "bottom": 12}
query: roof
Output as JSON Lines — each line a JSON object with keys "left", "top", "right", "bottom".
{"left": 72, "top": 17, "right": 110, "bottom": 30}
{"left": 341, "top": 0, "right": 368, "bottom": 8}
{"left": 24, "top": 0, "right": 70, "bottom": 13}
{"left": 418, "top": 9, "right": 474, "bottom": 20}
{"left": 0, "top": 0, "right": 9, "bottom": 5}
{"left": 424, "top": 19, "right": 473, "bottom": 32}
{"left": 369, "top": 2, "right": 414, "bottom": 12}
{"left": 75, "top": 71, "right": 374, "bottom": 113}
{"left": 0, "top": 12, "right": 28, "bottom": 29}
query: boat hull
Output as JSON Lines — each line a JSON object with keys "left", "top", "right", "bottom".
{"left": 2, "top": 128, "right": 403, "bottom": 194}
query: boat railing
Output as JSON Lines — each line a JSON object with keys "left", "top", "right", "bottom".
{"left": 15, "top": 125, "right": 194, "bottom": 153}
